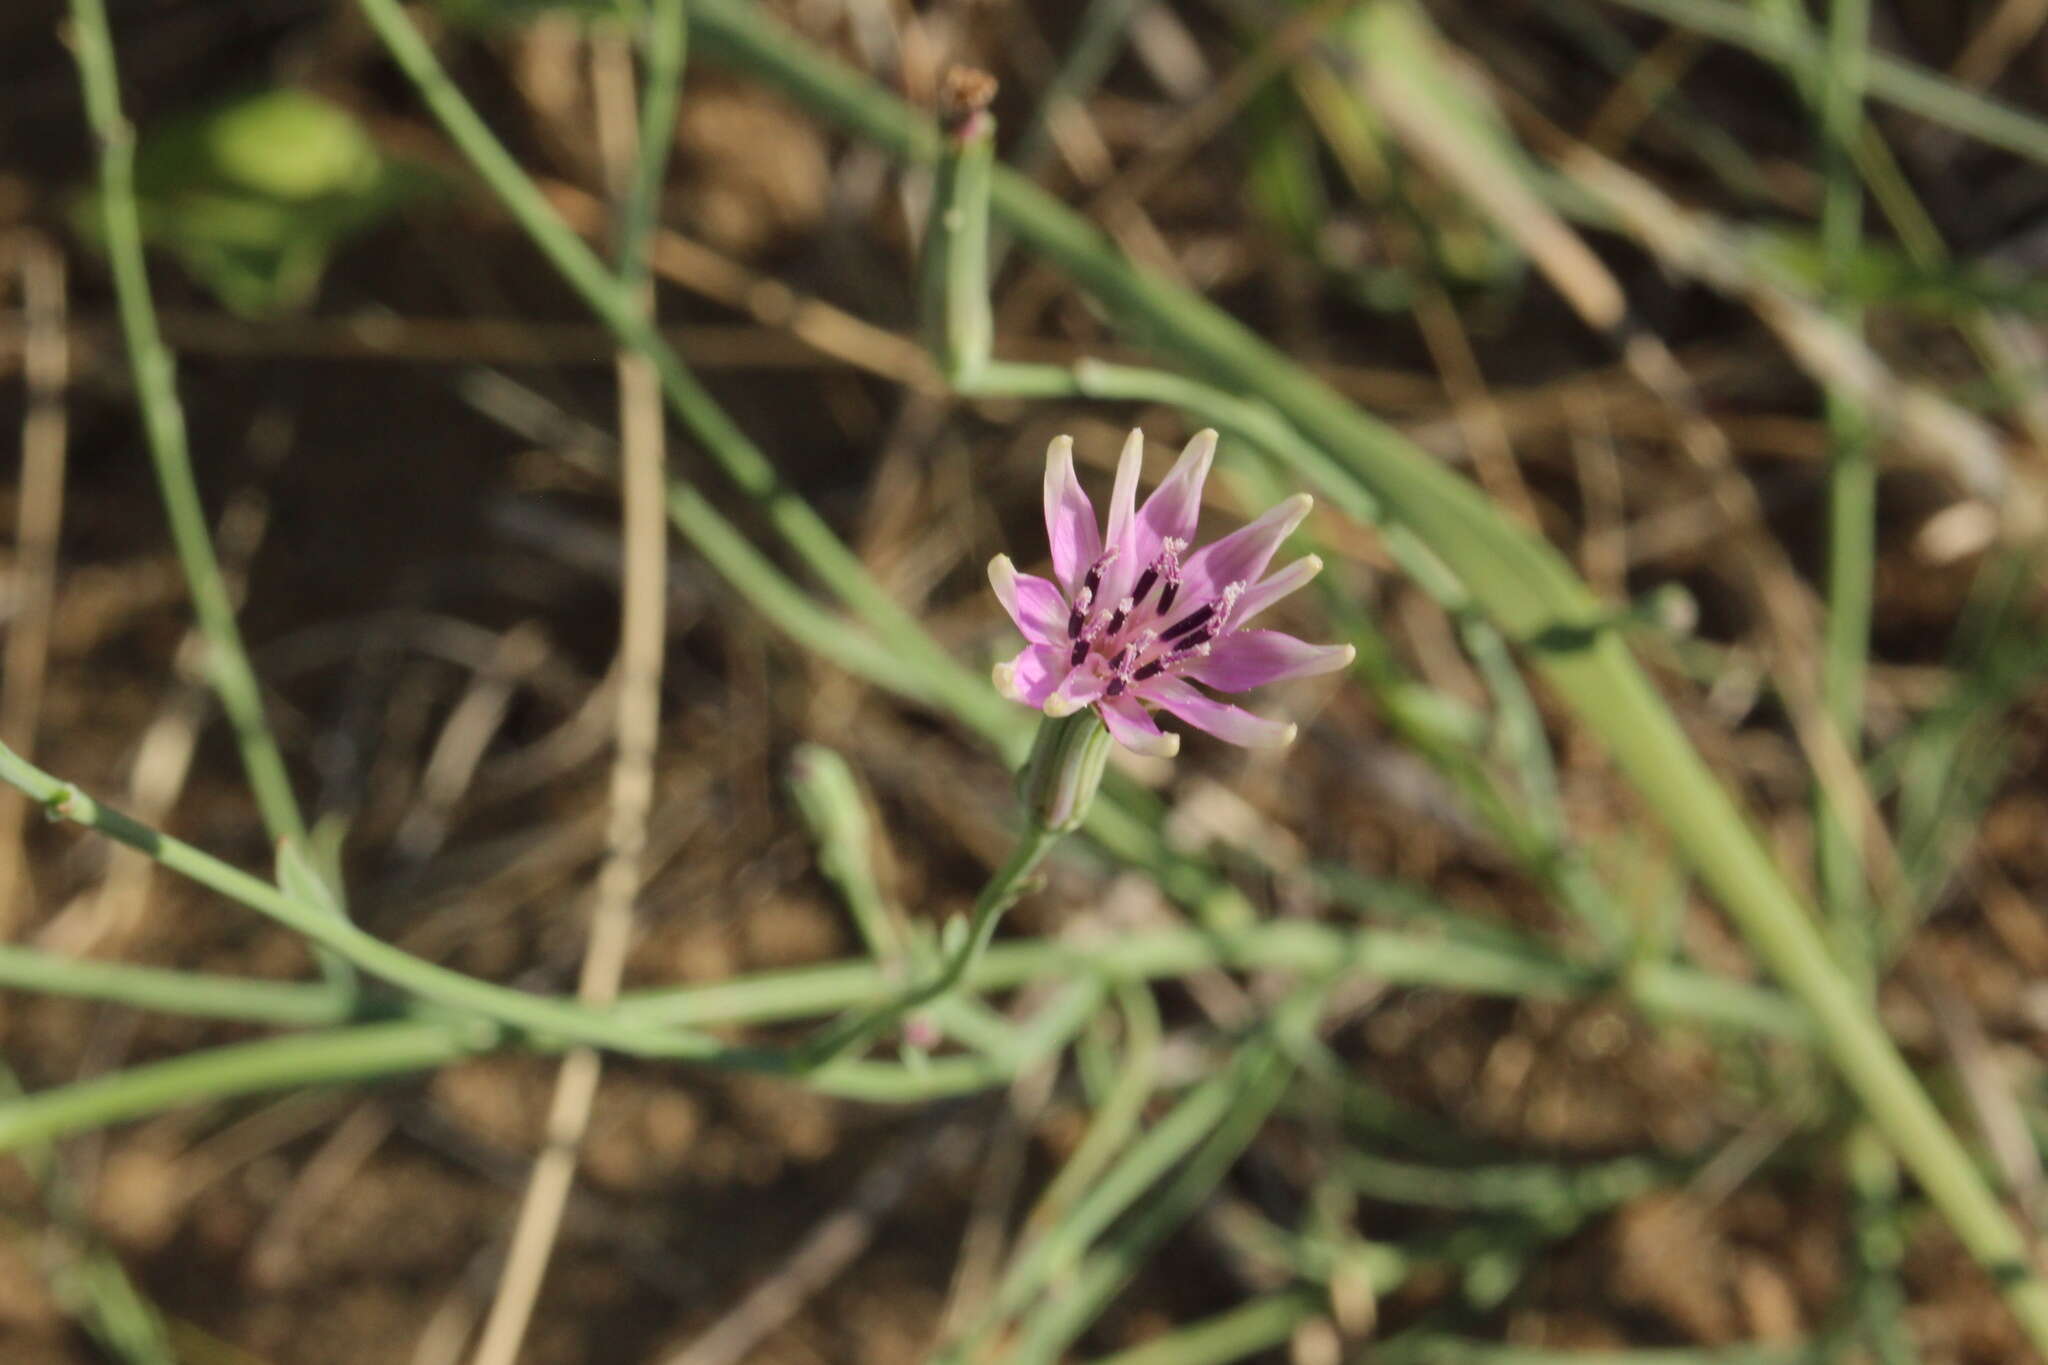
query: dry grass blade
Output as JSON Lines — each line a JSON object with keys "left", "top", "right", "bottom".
{"left": 0, "top": 233, "right": 69, "bottom": 932}
{"left": 468, "top": 27, "right": 676, "bottom": 1365}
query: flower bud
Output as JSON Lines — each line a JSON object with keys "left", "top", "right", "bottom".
{"left": 1016, "top": 710, "right": 1111, "bottom": 834}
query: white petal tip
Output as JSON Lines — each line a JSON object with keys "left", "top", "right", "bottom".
{"left": 991, "top": 662, "right": 1017, "bottom": 699}
{"left": 1302, "top": 554, "right": 1325, "bottom": 576}
{"left": 987, "top": 554, "right": 1017, "bottom": 591}
{"left": 1049, "top": 434, "right": 1074, "bottom": 457}
{"left": 1336, "top": 645, "right": 1357, "bottom": 667}
{"left": 1043, "top": 693, "right": 1080, "bottom": 718}
{"left": 1277, "top": 723, "right": 1299, "bottom": 748}
{"left": 1117, "top": 727, "right": 1179, "bottom": 759}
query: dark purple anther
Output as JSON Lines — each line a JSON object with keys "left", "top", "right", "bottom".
{"left": 1081, "top": 549, "right": 1115, "bottom": 600}
{"left": 1069, "top": 639, "right": 1089, "bottom": 667}
{"left": 1128, "top": 567, "right": 1158, "bottom": 609}
{"left": 1148, "top": 538, "right": 1187, "bottom": 617}
{"left": 1106, "top": 597, "right": 1133, "bottom": 637}
{"left": 1159, "top": 602, "right": 1215, "bottom": 643}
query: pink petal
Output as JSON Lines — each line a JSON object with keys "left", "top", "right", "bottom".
{"left": 1043, "top": 665, "right": 1108, "bottom": 718}
{"left": 1104, "top": 429, "right": 1144, "bottom": 548}
{"left": 988, "top": 554, "right": 1070, "bottom": 646}
{"left": 1099, "top": 429, "right": 1147, "bottom": 605}
{"left": 1043, "top": 435, "right": 1101, "bottom": 593}
{"left": 1144, "top": 677, "right": 1298, "bottom": 749}
{"left": 1233, "top": 555, "right": 1323, "bottom": 627}
{"left": 1185, "top": 630, "right": 1354, "bottom": 692}
{"left": 1099, "top": 697, "right": 1180, "bottom": 757}
{"left": 993, "top": 644, "right": 1069, "bottom": 707}
{"left": 1180, "top": 493, "right": 1312, "bottom": 604}
{"left": 1132, "top": 429, "right": 1215, "bottom": 562}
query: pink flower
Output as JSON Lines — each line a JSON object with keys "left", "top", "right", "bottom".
{"left": 989, "top": 430, "right": 1353, "bottom": 757}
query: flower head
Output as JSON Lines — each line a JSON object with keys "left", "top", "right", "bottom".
{"left": 990, "top": 430, "right": 1353, "bottom": 757}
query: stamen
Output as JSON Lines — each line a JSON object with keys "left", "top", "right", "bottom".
{"left": 1216, "top": 581, "right": 1245, "bottom": 628}
{"left": 1128, "top": 568, "right": 1157, "bottom": 609}
{"left": 1135, "top": 637, "right": 1213, "bottom": 684}
{"left": 1159, "top": 603, "right": 1214, "bottom": 643}
{"left": 1150, "top": 538, "right": 1187, "bottom": 616}
{"left": 1069, "top": 639, "right": 1089, "bottom": 667}
{"left": 1105, "top": 596, "right": 1134, "bottom": 637}
{"left": 1103, "top": 630, "right": 1149, "bottom": 700}
{"left": 1081, "top": 548, "right": 1117, "bottom": 599}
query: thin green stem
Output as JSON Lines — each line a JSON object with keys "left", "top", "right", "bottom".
{"left": 797, "top": 817, "right": 1064, "bottom": 1065}
{"left": 0, "top": 978, "right": 1107, "bottom": 1153}
{"left": 1813, "top": 0, "right": 1876, "bottom": 974}
{"left": 0, "top": 890, "right": 1810, "bottom": 1040}
{"left": 919, "top": 90, "right": 995, "bottom": 385}
{"left": 617, "top": 0, "right": 686, "bottom": 293}
{"left": 63, "top": 0, "right": 308, "bottom": 852}
{"left": 0, "top": 740, "right": 761, "bottom": 1065}
{"left": 788, "top": 744, "right": 910, "bottom": 962}
{"left": 0, "top": 946, "right": 351, "bottom": 1027}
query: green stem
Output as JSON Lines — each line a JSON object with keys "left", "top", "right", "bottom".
{"left": 797, "top": 816, "right": 1063, "bottom": 1066}
{"left": 0, "top": 884, "right": 1808, "bottom": 1039}
{"left": 919, "top": 90, "right": 995, "bottom": 385}
{"left": 1814, "top": 0, "right": 1876, "bottom": 971}
{"left": 64, "top": 0, "right": 308, "bottom": 852}
{"left": 0, "top": 740, "right": 760, "bottom": 1065}
{"left": 0, "top": 979, "right": 1107, "bottom": 1153}
{"left": 617, "top": 0, "right": 686, "bottom": 292}
{"left": 787, "top": 744, "right": 909, "bottom": 963}
{"left": 0, "top": 946, "right": 350, "bottom": 1027}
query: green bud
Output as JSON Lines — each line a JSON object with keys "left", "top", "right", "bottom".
{"left": 1017, "top": 710, "right": 1112, "bottom": 834}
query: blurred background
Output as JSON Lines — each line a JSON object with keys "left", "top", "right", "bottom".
{"left": 3, "top": 1, "right": 2048, "bottom": 1362}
